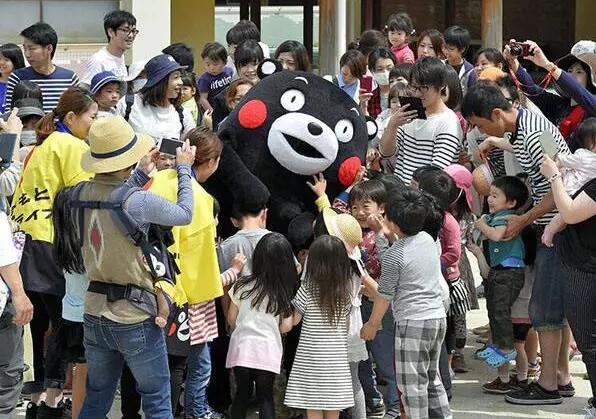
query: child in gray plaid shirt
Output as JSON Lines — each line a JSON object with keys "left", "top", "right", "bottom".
{"left": 361, "top": 189, "right": 452, "bottom": 419}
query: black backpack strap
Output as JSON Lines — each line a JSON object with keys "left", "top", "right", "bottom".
{"left": 124, "top": 94, "right": 135, "bottom": 122}
{"left": 175, "top": 104, "right": 185, "bottom": 135}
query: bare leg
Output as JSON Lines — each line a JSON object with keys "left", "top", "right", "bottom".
{"left": 557, "top": 325, "right": 571, "bottom": 386}
{"left": 323, "top": 410, "right": 339, "bottom": 419}
{"left": 44, "top": 388, "right": 64, "bottom": 407}
{"left": 307, "top": 409, "right": 324, "bottom": 419}
{"left": 525, "top": 328, "right": 539, "bottom": 364}
{"left": 514, "top": 341, "right": 529, "bottom": 381}
{"left": 72, "top": 363, "right": 87, "bottom": 419}
{"left": 536, "top": 329, "right": 562, "bottom": 391}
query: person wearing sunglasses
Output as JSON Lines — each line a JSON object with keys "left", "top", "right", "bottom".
{"left": 82, "top": 10, "right": 138, "bottom": 87}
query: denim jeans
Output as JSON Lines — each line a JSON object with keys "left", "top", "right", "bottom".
{"left": 358, "top": 298, "right": 399, "bottom": 409}
{"left": 79, "top": 315, "right": 172, "bottom": 419}
{"left": 185, "top": 343, "right": 211, "bottom": 418}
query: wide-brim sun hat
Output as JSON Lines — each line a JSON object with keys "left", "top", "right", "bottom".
{"left": 571, "top": 40, "right": 596, "bottom": 87}
{"left": 472, "top": 163, "right": 494, "bottom": 197}
{"left": 478, "top": 67, "right": 506, "bottom": 82}
{"left": 444, "top": 164, "right": 474, "bottom": 210}
{"left": 322, "top": 207, "right": 363, "bottom": 261}
{"left": 143, "top": 54, "right": 186, "bottom": 90}
{"left": 81, "top": 116, "right": 154, "bottom": 174}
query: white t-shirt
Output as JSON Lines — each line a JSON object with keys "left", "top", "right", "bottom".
{"left": 116, "top": 94, "right": 195, "bottom": 142}
{"left": 82, "top": 47, "right": 128, "bottom": 85}
{"left": 225, "top": 283, "right": 284, "bottom": 374}
{"left": 0, "top": 212, "right": 17, "bottom": 268}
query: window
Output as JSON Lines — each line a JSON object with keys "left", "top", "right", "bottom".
{"left": 0, "top": 0, "right": 118, "bottom": 43}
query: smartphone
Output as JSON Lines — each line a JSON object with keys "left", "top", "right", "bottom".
{"left": 538, "top": 130, "right": 559, "bottom": 159}
{"left": 0, "top": 132, "right": 17, "bottom": 167}
{"left": 398, "top": 96, "right": 427, "bottom": 120}
{"left": 159, "top": 138, "right": 183, "bottom": 156}
{"left": 360, "top": 75, "right": 373, "bottom": 93}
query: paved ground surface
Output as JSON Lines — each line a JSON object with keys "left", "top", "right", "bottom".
{"left": 14, "top": 252, "right": 592, "bottom": 418}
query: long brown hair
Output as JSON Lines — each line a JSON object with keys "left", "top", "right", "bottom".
{"left": 184, "top": 126, "right": 223, "bottom": 165}
{"left": 141, "top": 72, "right": 182, "bottom": 107}
{"left": 305, "top": 235, "right": 352, "bottom": 326}
{"left": 36, "top": 87, "right": 96, "bottom": 143}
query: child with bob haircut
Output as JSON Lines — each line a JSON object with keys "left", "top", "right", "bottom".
{"left": 385, "top": 13, "right": 415, "bottom": 64}
{"left": 361, "top": 189, "right": 451, "bottom": 419}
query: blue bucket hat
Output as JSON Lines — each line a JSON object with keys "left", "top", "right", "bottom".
{"left": 143, "top": 54, "right": 186, "bottom": 90}
{"left": 90, "top": 71, "right": 125, "bottom": 95}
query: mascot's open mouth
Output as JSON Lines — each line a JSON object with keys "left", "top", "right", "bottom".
{"left": 268, "top": 113, "right": 338, "bottom": 176}
{"left": 283, "top": 133, "right": 324, "bottom": 159}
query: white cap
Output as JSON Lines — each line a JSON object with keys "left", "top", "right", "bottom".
{"left": 126, "top": 60, "right": 148, "bottom": 82}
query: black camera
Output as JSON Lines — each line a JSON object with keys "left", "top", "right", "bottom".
{"left": 509, "top": 42, "right": 533, "bottom": 58}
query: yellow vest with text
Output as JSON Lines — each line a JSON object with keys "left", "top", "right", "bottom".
{"left": 147, "top": 169, "right": 222, "bottom": 305}
{"left": 11, "top": 131, "right": 92, "bottom": 243}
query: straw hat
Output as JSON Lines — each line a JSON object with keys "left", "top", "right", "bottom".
{"left": 322, "top": 207, "right": 363, "bottom": 260}
{"left": 81, "top": 116, "right": 154, "bottom": 173}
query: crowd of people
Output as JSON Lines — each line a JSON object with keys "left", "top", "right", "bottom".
{"left": 0, "top": 7, "right": 595, "bottom": 419}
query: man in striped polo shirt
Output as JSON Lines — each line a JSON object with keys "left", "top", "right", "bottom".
{"left": 463, "top": 83, "right": 572, "bottom": 406}
{"left": 3, "top": 23, "right": 79, "bottom": 113}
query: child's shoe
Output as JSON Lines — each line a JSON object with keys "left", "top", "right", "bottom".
{"left": 485, "top": 348, "right": 517, "bottom": 369}
{"left": 452, "top": 353, "right": 469, "bottom": 373}
{"left": 476, "top": 344, "right": 497, "bottom": 360}
{"left": 482, "top": 377, "right": 515, "bottom": 394}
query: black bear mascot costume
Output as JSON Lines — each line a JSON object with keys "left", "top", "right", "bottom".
{"left": 207, "top": 60, "right": 377, "bottom": 249}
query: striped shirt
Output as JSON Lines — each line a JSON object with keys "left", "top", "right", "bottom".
{"left": 188, "top": 267, "right": 237, "bottom": 345}
{"left": 4, "top": 66, "right": 79, "bottom": 113}
{"left": 510, "top": 109, "right": 570, "bottom": 225}
{"left": 383, "top": 108, "right": 463, "bottom": 185}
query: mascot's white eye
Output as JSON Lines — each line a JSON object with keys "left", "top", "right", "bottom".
{"left": 280, "top": 89, "right": 305, "bottom": 112}
{"left": 334, "top": 119, "right": 354, "bottom": 143}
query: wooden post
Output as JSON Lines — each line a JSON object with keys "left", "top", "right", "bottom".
{"left": 361, "top": 0, "right": 373, "bottom": 31}
{"left": 481, "top": 0, "right": 503, "bottom": 50}
{"left": 250, "top": 0, "right": 261, "bottom": 31}
{"left": 303, "top": 0, "right": 314, "bottom": 61}
{"left": 240, "top": 0, "right": 249, "bottom": 21}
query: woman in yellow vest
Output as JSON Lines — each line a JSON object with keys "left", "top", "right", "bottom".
{"left": 148, "top": 127, "right": 229, "bottom": 417}
{"left": 11, "top": 87, "right": 96, "bottom": 417}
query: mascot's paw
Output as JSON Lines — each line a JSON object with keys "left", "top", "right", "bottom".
{"left": 287, "top": 212, "right": 315, "bottom": 250}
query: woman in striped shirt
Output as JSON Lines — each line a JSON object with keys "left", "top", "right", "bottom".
{"left": 379, "top": 57, "right": 463, "bottom": 185}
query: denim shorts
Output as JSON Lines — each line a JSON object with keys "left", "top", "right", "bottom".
{"left": 529, "top": 232, "right": 567, "bottom": 331}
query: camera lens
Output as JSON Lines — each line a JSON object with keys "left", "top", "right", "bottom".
{"left": 510, "top": 44, "right": 522, "bottom": 57}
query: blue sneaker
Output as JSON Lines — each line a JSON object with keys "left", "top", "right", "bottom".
{"left": 485, "top": 348, "right": 517, "bottom": 368}
{"left": 476, "top": 344, "right": 497, "bottom": 360}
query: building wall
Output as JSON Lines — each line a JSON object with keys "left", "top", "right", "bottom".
{"left": 375, "top": 0, "right": 583, "bottom": 60}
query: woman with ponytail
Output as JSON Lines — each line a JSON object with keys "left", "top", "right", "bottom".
{"left": 12, "top": 86, "right": 97, "bottom": 418}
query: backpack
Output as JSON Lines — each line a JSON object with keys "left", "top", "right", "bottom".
{"left": 124, "top": 94, "right": 186, "bottom": 135}
{"left": 69, "top": 182, "right": 179, "bottom": 284}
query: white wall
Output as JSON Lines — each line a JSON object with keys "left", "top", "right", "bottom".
{"left": 120, "top": 0, "right": 171, "bottom": 65}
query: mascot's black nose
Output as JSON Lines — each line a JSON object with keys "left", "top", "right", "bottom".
{"left": 308, "top": 122, "right": 323, "bottom": 136}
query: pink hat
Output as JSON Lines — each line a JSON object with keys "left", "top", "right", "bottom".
{"left": 444, "top": 164, "right": 474, "bottom": 210}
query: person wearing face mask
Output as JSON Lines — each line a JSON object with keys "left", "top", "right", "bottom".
{"left": 12, "top": 87, "right": 97, "bottom": 418}
{"left": 368, "top": 47, "right": 397, "bottom": 118}
{"left": 14, "top": 98, "right": 44, "bottom": 160}
{"left": 116, "top": 54, "right": 195, "bottom": 142}
{"left": 505, "top": 39, "right": 596, "bottom": 147}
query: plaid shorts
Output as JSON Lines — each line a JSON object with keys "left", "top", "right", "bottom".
{"left": 395, "top": 318, "right": 452, "bottom": 419}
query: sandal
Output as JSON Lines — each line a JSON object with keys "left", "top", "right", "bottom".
{"left": 476, "top": 344, "right": 497, "bottom": 360}
{"left": 485, "top": 348, "right": 517, "bottom": 369}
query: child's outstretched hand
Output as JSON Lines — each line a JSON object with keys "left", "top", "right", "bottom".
{"left": 306, "top": 173, "right": 327, "bottom": 197}
{"left": 230, "top": 253, "right": 247, "bottom": 275}
{"left": 360, "top": 321, "right": 379, "bottom": 341}
{"left": 367, "top": 214, "right": 384, "bottom": 233}
{"left": 351, "top": 165, "right": 367, "bottom": 187}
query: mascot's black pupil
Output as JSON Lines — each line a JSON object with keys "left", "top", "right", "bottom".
{"left": 284, "top": 133, "right": 323, "bottom": 158}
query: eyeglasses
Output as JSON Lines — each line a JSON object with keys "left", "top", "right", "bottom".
{"left": 117, "top": 27, "right": 139, "bottom": 37}
{"left": 410, "top": 84, "right": 430, "bottom": 94}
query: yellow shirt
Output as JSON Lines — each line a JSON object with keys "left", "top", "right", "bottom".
{"left": 11, "top": 131, "right": 91, "bottom": 243}
{"left": 147, "top": 168, "right": 222, "bottom": 305}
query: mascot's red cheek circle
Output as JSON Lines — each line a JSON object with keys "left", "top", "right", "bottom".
{"left": 338, "top": 156, "right": 362, "bottom": 186}
{"left": 238, "top": 100, "right": 267, "bottom": 129}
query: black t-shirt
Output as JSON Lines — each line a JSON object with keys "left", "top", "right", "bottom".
{"left": 557, "top": 178, "right": 596, "bottom": 272}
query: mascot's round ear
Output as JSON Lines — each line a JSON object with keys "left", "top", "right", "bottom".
{"left": 257, "top": 58, "right": 283, "bottom": 80}
{"left": 365, "top": 116, "right": 378, "bottom": 141}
